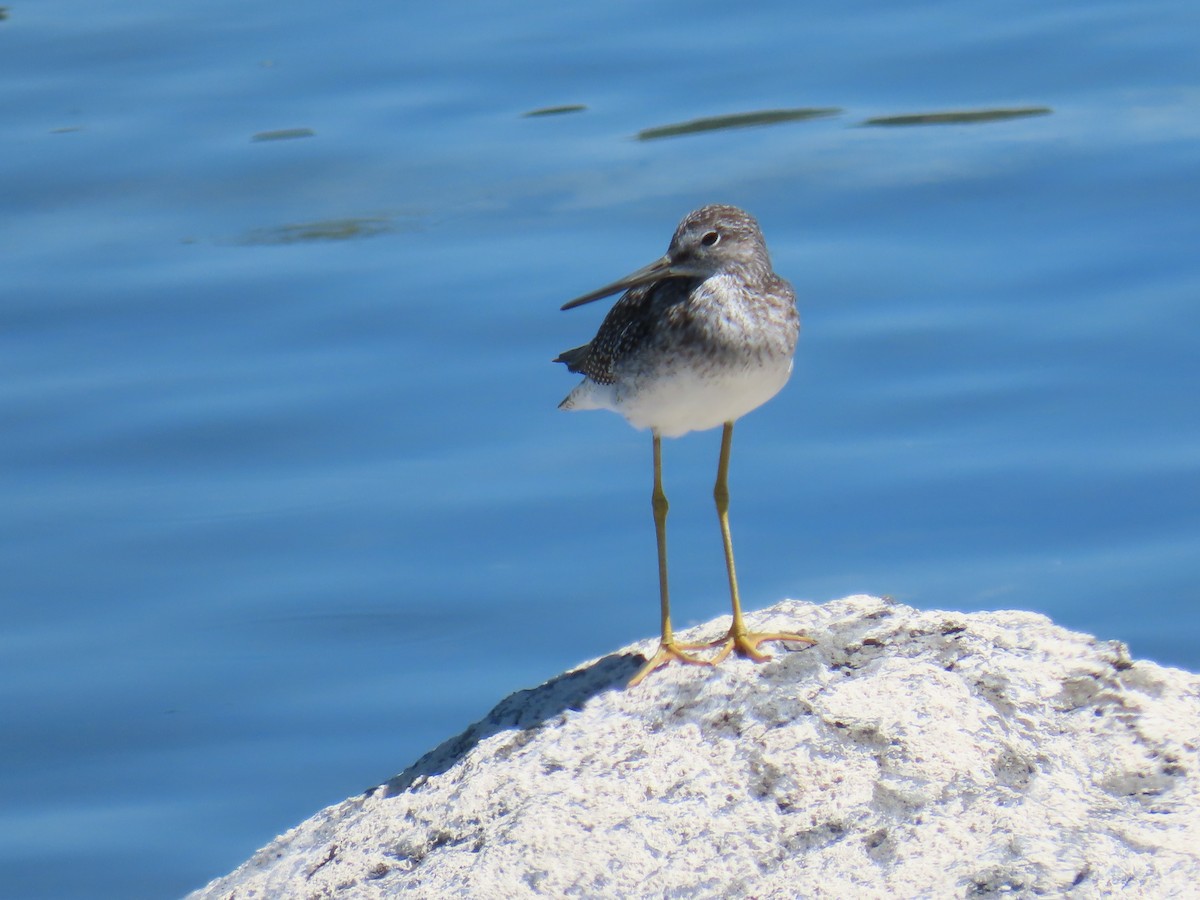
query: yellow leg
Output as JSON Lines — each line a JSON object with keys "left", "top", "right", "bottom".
{"left": 628, "top": 430, "right": 713, "bottom": 687}
{"left": 707, "top": 421, "right": 815, "bottom": 665}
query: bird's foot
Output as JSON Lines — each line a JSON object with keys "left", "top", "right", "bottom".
{"left": 628, "top": 640, "right": 715, "bottom": 687}
{"left": 704, "top": 629, "right": 816, "bottom": 665}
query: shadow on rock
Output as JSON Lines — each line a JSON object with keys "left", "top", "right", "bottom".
{"left": 376, "top": 652, "right": 643, "bottom": 797}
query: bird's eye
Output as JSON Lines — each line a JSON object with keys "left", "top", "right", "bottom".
{"left": 701, "top": 230, "right": 720, "bottom": 247}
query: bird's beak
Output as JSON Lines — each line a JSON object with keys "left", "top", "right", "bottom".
{"left": 560, "top": 255, "right": 699, "bottom": 311}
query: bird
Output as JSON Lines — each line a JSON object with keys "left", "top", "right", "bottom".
{"left": 555, "top": 204, "right": 814, "bottom": 686}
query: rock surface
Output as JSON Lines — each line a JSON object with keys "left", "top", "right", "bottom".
{"left": 188, "top": 595, "right": 1200, "bottom": 898}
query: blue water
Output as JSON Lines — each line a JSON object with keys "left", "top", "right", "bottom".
{"left": 3, "top": 1, "right": 1198, "bottom": 897}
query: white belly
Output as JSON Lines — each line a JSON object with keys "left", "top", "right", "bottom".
{"left": 562, "top": 358, "right": 793, "bottom": 438}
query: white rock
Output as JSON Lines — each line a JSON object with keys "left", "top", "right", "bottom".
{"left": 188, "top": 595, "right": 1200, "bottom": 899}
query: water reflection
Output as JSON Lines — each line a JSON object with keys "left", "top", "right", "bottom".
{"left": 523, "top": 104, "right": 587, "bottom": 117}
{"left": 863, "top": 107, "right": 1052, "bottom": 126}
{"left": 233, "top": 216, "right": 398, "bottom": 245}
{"left": 636, "top": 107, "right": 842, "bottom": 140}
{"left": 251, "top": 128, "right": 317, "bottom": 142}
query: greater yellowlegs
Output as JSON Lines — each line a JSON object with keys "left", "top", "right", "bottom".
{"left": 555, "top": 204, "right": 814, "bottom": 686}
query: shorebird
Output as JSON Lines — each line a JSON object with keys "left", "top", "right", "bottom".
{"left": 555, "top": 204, "right": 814, "bottom": 686}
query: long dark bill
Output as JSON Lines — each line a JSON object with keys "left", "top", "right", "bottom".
{"left": 560, "top": 255, "right": 698, "bottom": 311}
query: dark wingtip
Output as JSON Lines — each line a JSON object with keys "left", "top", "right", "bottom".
{"left": 554, "top": 344, "right": 590, "bottom": 373}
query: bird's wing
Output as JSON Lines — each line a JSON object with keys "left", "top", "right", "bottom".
{"left": 555, "top": 281, "right": 692, "bottom": 385}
